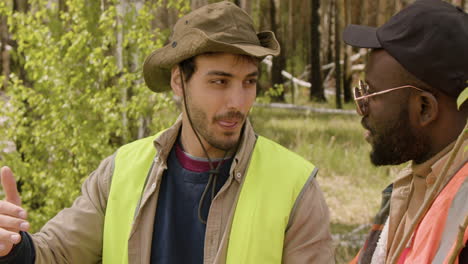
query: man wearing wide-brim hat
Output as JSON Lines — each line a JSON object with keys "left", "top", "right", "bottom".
{"left": 0, "top": 1, "right": 334, "bottom": 263}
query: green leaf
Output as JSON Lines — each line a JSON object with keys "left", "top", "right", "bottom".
{"left": 457, "top": 87, "right": 468, "bottom": 109}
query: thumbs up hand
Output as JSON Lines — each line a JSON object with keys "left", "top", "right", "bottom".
{"left": 0, "top": 167, "right": 30, "bottom": 256}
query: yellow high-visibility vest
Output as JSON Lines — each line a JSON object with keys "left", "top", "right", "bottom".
{"left": 102, "top": 132, "right": 315, "bottom": 264}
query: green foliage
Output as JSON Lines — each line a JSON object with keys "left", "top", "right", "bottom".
{"left": 458, "top": 85, "right": 468, "bottom": 109}
{"left": 256, "top": 84, "right": 284, "bottom": 104}
{"left": 163, "top": 0, "right": 191, "bottom": 14}
{"left": 0, "top": 0, "right": 180, "bottom": 231}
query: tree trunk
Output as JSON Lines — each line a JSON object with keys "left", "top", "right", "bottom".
{"left": 397, "top": 0, "right": 413, "bottom": 10}
{"left": 351, "top": 0, "right": 365, "bottom": 24}
{"left": 289, "top": 0, "right": 296, "bottom": 103}
{"left": 302, "top": 1, "right": 310, "bottom": 65}
{"left": 454, "top": 0, "right": 466, "bottom": 9}
{"left": 14, "top": 0, "right": 29, "bottom": 12}
{"left": 11, "top": 0, "right": 30, "bottom": 88}
{"left": 309, "top": 0, "right": 325, "bottom": 101}
{"left": 387, "top": 0, "right": 397, "bottom": 19}
{"left": 116, "top": 0, "right": 129, "bottom": 142}
{"left": 368, "top": 0, "right": 380, "bottom": 26}
{"left": 58, "top": 0, "right": 68, "bottom": 12}
{"left": 326, "top": 0, "right": 334, "bottom": 64}
{"left": 191, "top": 0, "right": 209, "bottom": 10}
{"left": 240, "top": 0, "right": 252, "bottom": 14}
{"left": 342, "top": 0, "right": 352, "bottom": 102}
{"left": 269, "top": 0, "right": 285, "bottom": 102}
{"left": 334, "top": 0, "right": 342, "bottom": 109}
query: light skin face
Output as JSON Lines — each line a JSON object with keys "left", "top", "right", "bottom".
{"left": 171, "top": 53, "right": 259, "bottom": 159}
{"left": 362, "top": 49, "right": 435, "bottom": 165}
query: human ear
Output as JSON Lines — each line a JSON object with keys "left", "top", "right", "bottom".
{"left": 416, "top": 92, "right": 438, "bottom": 126}
{"left": 170, "top": 66, "right": 183, "bottom": 97}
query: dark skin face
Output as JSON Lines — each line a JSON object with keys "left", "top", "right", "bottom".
{"left": 362, "top": 49, "right": 466, "bottom": 165}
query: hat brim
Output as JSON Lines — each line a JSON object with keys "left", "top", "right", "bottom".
{"left": 143, "top": 30, "right": 280, "bottom": 92}
{"left": 343, "top": 24, "right": 382, "bottom": 49}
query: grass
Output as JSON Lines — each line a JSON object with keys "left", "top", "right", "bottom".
{"left": 250, "top": 104, "right": 406, "bottom": 263}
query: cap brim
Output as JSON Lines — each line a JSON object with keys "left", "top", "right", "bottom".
{"left": 143, "top": 30, "right": 280, "bottom": 92}
{"left": 343, "top": 24, "right": 382, "bottom": 48}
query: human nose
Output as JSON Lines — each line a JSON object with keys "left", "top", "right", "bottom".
{"left": 226, "top": 82, "right": 247, "bottom": 109}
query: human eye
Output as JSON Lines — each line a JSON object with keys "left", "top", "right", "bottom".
{"left": 245, "top": 78, "right": 258, "bottom": 86}
{"left": 210, "top": 79, "right": 227, "bottom": 85}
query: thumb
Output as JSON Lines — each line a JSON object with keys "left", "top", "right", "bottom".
{"left": 1, "top": 167, "right": 21, "bottom": 206}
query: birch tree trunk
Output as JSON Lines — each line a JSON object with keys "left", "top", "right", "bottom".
{"left": 116, "top": 0, "right": 129, "bottom": 141}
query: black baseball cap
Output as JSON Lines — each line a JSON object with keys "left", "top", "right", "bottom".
{"left": 343, "top": 0, "right": 468, "bottom": 98}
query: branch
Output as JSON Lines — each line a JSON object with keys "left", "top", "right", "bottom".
{"left": 447, "top": 214, "right": 468, "bottom": 264}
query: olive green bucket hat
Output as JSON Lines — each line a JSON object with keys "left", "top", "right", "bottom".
{"left": 143, "top": 1, "right": 280, "bottom": 92}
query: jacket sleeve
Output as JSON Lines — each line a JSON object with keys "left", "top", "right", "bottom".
{"left": 30, "top": 153, "right": 115, "bottom": 263}
{"left": 282, "top": 172, "right": 335, "bottom": 264}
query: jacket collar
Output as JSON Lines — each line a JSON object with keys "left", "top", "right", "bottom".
{"left": 411, "top": 140, "right": 456, "bottom": 179}
{"left": 153, "top": 114, "right": 257, "bottom": 183}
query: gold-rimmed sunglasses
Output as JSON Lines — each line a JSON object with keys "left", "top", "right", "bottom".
{"left": 353, "top": 80, "right": 426, "bottom": 116}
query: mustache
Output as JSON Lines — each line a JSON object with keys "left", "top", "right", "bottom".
{"left": 214, "top": 111, "right": 245, "bottom": 121}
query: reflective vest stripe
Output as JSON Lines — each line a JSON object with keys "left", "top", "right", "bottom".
{"left": 402, "top": 163, "right": 468, "bottom": 264}
{"left": 436, "top": 174, "right": 468, "bottom": 264}
{"left": 103, "top": 134, "right": 315, "bottom": 264}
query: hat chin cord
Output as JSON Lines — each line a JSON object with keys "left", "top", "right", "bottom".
{"left": 180, "top": 75, "right": 230, "bottom": 225}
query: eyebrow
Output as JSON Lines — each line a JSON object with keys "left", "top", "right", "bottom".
{"left": 206, "top": 70, "right": 259, "bottom": 78}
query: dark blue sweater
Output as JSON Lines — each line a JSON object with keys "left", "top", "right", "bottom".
{"left": 150, "top": 146, "right": 232, "bottom": 264}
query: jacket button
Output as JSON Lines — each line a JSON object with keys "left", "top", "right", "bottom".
{"left": 151, "top": 183, "right": 156, "bottom": 190}
{"left": 236, "top": 172, "right": 242, "bottom": 180}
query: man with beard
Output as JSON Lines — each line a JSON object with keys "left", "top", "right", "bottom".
{"left": 0, "top": 1, "right": 333, "bottom": 263}
{"left": 343, "top": 0, "right": 468, "bottom": 263}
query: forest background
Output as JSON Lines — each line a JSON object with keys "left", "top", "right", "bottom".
{"left": 0, "top": 0, "right": 467, "bottom": 263}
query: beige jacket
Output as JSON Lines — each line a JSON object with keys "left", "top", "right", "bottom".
{"left": 31, "top": 117, "right": 334, "bottom": 263}
{"left": 386, "top": 138, "right": 468, "bottom": 262}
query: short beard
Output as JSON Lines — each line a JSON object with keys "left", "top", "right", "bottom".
{"left": 369, "top": 107, "right": 431, "bottom": 166}
{"left": 186, "top": 97, "right": 245, "bottom": 152}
